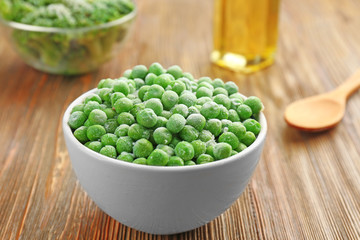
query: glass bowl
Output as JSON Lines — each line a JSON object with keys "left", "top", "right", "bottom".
{"left": 0, "top": 9, "right": 136, "bottom": 75}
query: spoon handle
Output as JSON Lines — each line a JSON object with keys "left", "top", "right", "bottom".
{"left": 334, "top": 69, "right": 360, "bottom": 100}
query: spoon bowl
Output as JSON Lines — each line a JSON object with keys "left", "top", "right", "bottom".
{"left": 284, "top": 70, "right": 360, "bottom": 132}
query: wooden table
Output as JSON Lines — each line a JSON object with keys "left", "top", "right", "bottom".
{"left": 1, "top": 0, "right": 360, "bottom": 239}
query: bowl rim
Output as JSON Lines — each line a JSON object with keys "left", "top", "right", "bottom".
{"left": 63, "top": 88, "right": 267, "bottom": 172}
{"left": 0, "top": 7, "right": 136, "bottom": 33}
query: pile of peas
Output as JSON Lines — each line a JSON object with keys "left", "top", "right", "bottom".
{"left": 68, "top": 63, "right": 264, "bottom": 166}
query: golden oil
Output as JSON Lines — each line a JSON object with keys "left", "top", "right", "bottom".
{"left": 211, "top": 0, "right": 280, "bottom": 73}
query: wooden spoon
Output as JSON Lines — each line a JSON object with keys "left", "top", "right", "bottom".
{"left": 284, "top": 69, "right": 360, "bottom": 132}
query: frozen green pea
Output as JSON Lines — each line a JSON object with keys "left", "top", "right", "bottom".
{"left": 74, "top": 126, "right": 88, "bottom": 143}
{"left": 231, "top": 98, "right": 243, "bottom": 110}
{"left": 138, "top": 85, "right": 150, "bottom": 101}
{"left": 147, "top": 84, "right": 165, "bottom": 99}
{"left": 244, "top": 96, "right": 263, "bottom": 115}
{"left": 87, "top": 125, "right": 106, "bottom": 141}
{"left": 188, "top": 106, "right": 200, "bottom": 115}
{"left": 88, "top": 109, "right": 107, "bottom": 126}
{"left": 237, "top": 104, "right": 253, "bottom": 120}
{"left": 213, "top": 142, "right": 232, "bottom": 160}
{"left": 167, "top": 114, "right": 186, "bottom": 133}
{"left": 110, "top": 92, "right": 126, "bottom": 106}
{"left": 170, "top": 80, "right": 186, "bottom": 95}
{"left": 166, "top": 65, "right": 183, "bottom": 79}
{"left": 104, "top": 119, "right": 119, "bottom": 133}
{"left": 149, "top": 62, "right": 165, "bottom": 76}
{"left": 241, "top": 131, "right": 256, "bottom": 146}
{"left": 100, "top": 145, "right": 117, "bottom": 158}
{"left": 184, "top": 160, "right": 196, "bottom": 166}
{"left": 231, "top": 150, "right": 238, "bottom": 156}
{"left": 161, "top": 90, "right": 179, "bottom": 110}
{"left": 160, "top": 110, "right": 171, "bottom": 119}
{"left": 101, "top": 79, "right": 115, "bottom": 89}
{"left": 84, "top": 94, "right": 102, "bottom": 104}
{"left": 157, "top": 144, "right": 175, "bottom": 156}
{"left": 131, "top": 65, "right": 148, "bottom": 79}
{"left": 212, "top": 78, "right": 225, "bottom": 88}
{"left": 179, "top": 125, "right": 199, "bottom": 142}
{"left": 134, "top": 78, "right": 145, "bottom": 89}
{"left": 86, "top": 141, "right": 102, "bottom": 152}
{"left": 133, "top": 158, "right": 147, "bottom": 165}
{"left": 167, "top": 156, "right": 184, "bottom": 166}
{"left": 196, "top": 87, "right": 213, "bottom": 98}
{"left": 206, "top": 144, "right": 215, "bottom": 158}
{"left": 117, "top": 112, "right": 135, "bottom": 125}
{"left": 153, "top": 127, "right": 173, "bottom": 145}
{"left": 213, "top": 94, "right": 231, "bottom": 109}
{"left": 84, "top": 119, "right": 91, "bottom": 127}
{"left": 186, "top": 114, "right": 206, "bottom": 131}
{"left": 205, "top": 119, "right": 222, "bottom": 137}
{"left": 218, "top": 132, "right": 239, "bottom": 149}
{"left": 133, "top": 138, "right": 154, "bottom": 158}
{"left": 71, "top": 104, "right": 84, "bottom": 113}
{"left": 221, "top": 119, "right": 232, "bottom": 128}
{"left": 145, "top": 98, "right": 163, "bottom": 115}
{"left": 169, "top": 136, "right": 181, "bottom": 148}
{"left": 196, "top": 97, "right": 212, "bottom": 106}
{"left": 113, "top": 80, "right": 130, "bottom": 96}
{"left": 191, "top": 140, "right": 206, "bottom": 158}
{"left": 68, "top": 111, "right": 87, "bottom": 129}
{"left": 116, "top": 136, "right": 133, "bottom": 153}
{"left": 196, "top": 154, "right": 214, "bottom": 164}
{"left": 201, "top": 102, "right": 220, "bottom": 119}
{"left": 228, "top": 109, "right": 241, "bottom": 122}
{"left": 224, "top": 81, "right": 239, "bottom": 95}
{"left": 114, "top": 98, "right": 133, "bottom": 114}
{"left": 123, "top": 69, "right": 132, "bottom": 78}
{"left": 179, "top": 92, "right": 197, "bottom": 107}
{"left": 101, "top": 133, "right": 118, "bottom": 146}
{"left": 84, "top": 101, "right": 101, "bottom": 116}
{"left": 154, "top": 116, "right": 168, "bottom": 128}
{"left": 136, "top": 108, "right": 158, "bottom": 128}
{"left": 147, "top": 149, "right": 169, "bottom": 166}
{"left": 243, "top": 119, "right": 261, "bottom": 135}
{"left": 129, "top": 124, "right": 150, "bottom": 140}
{"left": 182, "top": 72, "right": 194, "bottom": 81}
{"left": 103, "top": 108, "right": 116, "bottom": 119}
{"left": 228, "top": 122, "right": 246, "bottom": 139}
{"left": 114, "top": 124, "right": 129, "bottom": 137}
{"left": 217, "top": 106, "right": 229, "bottom": 120}
{"left": 154, "top": 74, "right": 172, "bottom": 88}
{"left": 171, "top": 104, "right": 189, "bottom": 118}
{"left": 198, "top": 130, "right": 215, "bottom": 142}
{"left": 98, "top": 79, "right": 107, "bottom": 89}
{"left": 130, "top": 103, "right": 145, "bottom": 117}
{"left": 191, "top": 82, "right": 198, "bottom": 92}
{"left": 197, "top": 81, "right": 214, "bottom": 91}
{"left": 229, "top": 93, "right": 244, "bottom": 101}
{"left": 99, "top": 104, "right": 107, "bottom": 110}
{"left": 117, "top": 152, "right": 134, "bottom": 162}
{"left": 236, "top": 143, "right": 247, "bottom": 152}
{"left": 213, "top": 88, "right": 228, "bottom": 96}
{"left": 145, "top": 73, "right": 157, "bottom": 85}
{"left": 198, "top": 77, "right": 212, "bottom": 84}
{"left": 175, "top": 141, "right": 195, "bottom": 161}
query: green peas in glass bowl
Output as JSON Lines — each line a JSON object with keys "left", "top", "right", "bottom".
{"left": 63, "top": 63, "right": 267, "bottom": 234}
{"left": 0, "top": 0, "right": 136, "bottom": 75}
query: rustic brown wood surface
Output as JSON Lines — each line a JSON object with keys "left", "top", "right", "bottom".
{"left": 1, "top": 0, "right": 360, "bottom": 239}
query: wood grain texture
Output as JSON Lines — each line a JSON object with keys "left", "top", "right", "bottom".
{"left": 1, "top": 0, "right": 360, "bottom": 239}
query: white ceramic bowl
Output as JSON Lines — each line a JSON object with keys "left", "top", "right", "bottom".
{"left": 62, "top": 89, "right": 267, "bottom": 235}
